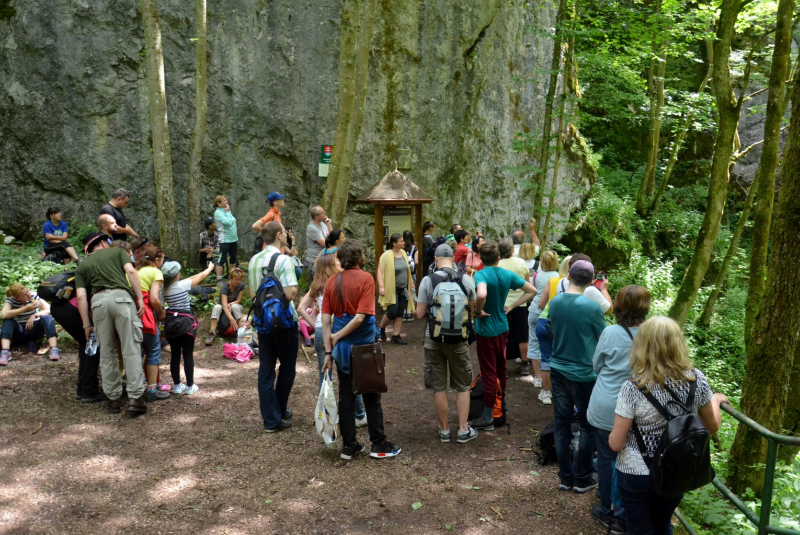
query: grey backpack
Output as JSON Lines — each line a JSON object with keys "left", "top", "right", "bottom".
{"left": 427, "top": 268, "right": 472, "bottom": 344}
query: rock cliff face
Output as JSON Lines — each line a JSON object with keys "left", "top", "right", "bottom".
{"left": 0, "top": 0, "right": 594, "bottom": 258}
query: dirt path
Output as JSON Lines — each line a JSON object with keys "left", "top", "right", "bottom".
{"left": 0, "top": 317, "right": 606, "bottom": 535}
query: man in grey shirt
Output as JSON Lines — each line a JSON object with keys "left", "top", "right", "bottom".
{"left": 416, "top": 244, "right": 478, "bottom": 444}
{"left": 304, "top": 206, "right": 330, "bottom": 284}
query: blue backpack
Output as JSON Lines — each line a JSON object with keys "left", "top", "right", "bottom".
{"left": 250, "top": 253, "right": 296, "bottom": 335}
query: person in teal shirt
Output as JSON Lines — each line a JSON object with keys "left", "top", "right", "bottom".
{"left": 213, "top": 194, "right": 239, "bottom": 270}
{"left": 470, "top": 241, "right": 536, "bottom": 432}
{"left": 547, "top": 259, "right": 606, "bottom": 495}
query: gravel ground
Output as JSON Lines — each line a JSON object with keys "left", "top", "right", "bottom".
{"left": 0, "top": 317, "right": 611, "bottom": 535}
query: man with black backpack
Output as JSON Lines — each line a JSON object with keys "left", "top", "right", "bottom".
{"left": 248, "top": 221, "right": 299, "bottom": 433}
{"left": 416, "top": 243, "right": 478, "bottom": 444}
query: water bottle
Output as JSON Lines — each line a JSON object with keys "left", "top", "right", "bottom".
{"left": 85, "top": 332, "right": 97, "bottom": 356}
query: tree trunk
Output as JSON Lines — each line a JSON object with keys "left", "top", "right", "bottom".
{"left": 667, "top": 0, "right": 745, "bottom": 327}
{"left": 728, "top": 10, "right": 799, "bottom": 493}
{"left": 777, "top": 343, "right": 800, "bottom": 465}
{"left": 532, "top": 0, "right": 567, "bottom": 232}
{"left": 652, "top": 46, "right": 713, "bottom": 217}
{"left": 187, "top": 0, "right": 207, "bottom": 269}
{"left": 697, "top": 180, "right": 757, "bottom": 327}
{"left": 637, "top": 30, "right": 667, "bottom": 215}
{"left": 743, "top": 0, "right": 794, "bottom": 347}
{"left": 141, "top": 0, "right": 181, "bottom": 258}
{"left": 322, "top": 0, "right": 378, "bottom": 229}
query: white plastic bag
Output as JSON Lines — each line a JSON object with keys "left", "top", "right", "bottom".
{"left": 315, "top": 372, "right": 339, "bottom": 447}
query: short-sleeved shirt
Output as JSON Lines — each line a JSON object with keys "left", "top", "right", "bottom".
{"left": 164, "top": 279, "right": 192, "bottom": 311}
{"left": 75, "top": 247, "right": 134, "bottom": 298}
{"left": 260, "top": 208, "right": 282, "bottom": 225}
{"left": 43, "top": 220, "right": 68, "bottom": 247}
{"left": 248, "top": 245, "right": 298, "bottom": 314}
{"left": 615, "top": 369, "right": 713, "bottom": 475}
{"left": 394, "top": 257, "right": 409, "bottom": 289}
{"left": 453, "top": 244, "right": 469, "bottom": 264}
{"left": 417, "top": 268, "right": 476, "bottom": 340}
{"left": 137, "top": 266, "right": 164, "bottom": 294}
{"left": 498, "top": 257, "right": 529, "bottom": 308}
{"left": 473, "top": 266, "right": 526, "bottom": 337}
{"left": 548, "top": 293, "right": 606, "bottom": 382}
{"left": 219, "top": 281, "right": 244, "bottom": 304}
{"left": 555, "top": 278, "right": 611, "bottom": 313}
{"left": 5, "top": 293, "right": 41, "bottom": 326}
{"left": 305, "top": 220, "right": 329, "bottom": 263}
{"left": 99, "top": 203, "right": 128, "bottom": 241}
{"left": 587, "top": 325, "right": 638, "bottom": 431}
{"left": 532, "top": 270, "right": 559, "bottom": 311}
{"left": 322, "top": 268, "right": 375, "bottom": 317}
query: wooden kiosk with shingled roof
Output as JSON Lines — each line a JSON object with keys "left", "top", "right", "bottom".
{"left": 355, "top": 163, "right": 434, "bottom": 284}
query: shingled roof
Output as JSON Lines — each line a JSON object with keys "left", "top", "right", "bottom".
{"left": 356, "top": 165, "right": 433, "bottom": 204}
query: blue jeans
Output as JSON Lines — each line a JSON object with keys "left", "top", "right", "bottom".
{"left": 258, "top": 326, "right": 299, "bottom": 430}
{"left": 1, "top": 316, "right": 57, "bottom": 343}
{"left": 142, "top": 332, "right": 162, "bottom": 365}
{"left": 551, "top": 368, "right": 596, "bottom": 487}
{"left": 595, "top": 428, "right": 626, "bottom": 523}
{"left": 315, "top": 325, "right": 365, "bottom": 419}
{"left": 617, "top": 470, "right": 683, "bottom": 535}
{"left": 535, "top": 318, "right": 553, "bottom": 371}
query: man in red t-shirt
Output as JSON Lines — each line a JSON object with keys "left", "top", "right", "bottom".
{"left": 321, "top": 240, "right": 401, "bottom": 461}
{"left": 452, "top": 229, "right": 471, "bottom": 264}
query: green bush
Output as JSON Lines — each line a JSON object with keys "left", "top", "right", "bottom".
{"left": 0, "top": 244, "right": 67, "bottom": 293}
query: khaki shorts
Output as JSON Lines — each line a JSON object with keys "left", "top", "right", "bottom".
{"left": 423, "top": 338, "right": 473, "bottom": 392}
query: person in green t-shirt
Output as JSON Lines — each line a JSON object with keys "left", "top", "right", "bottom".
{"left": 547, "top": 259, "right": 606, "bottom": 494}
{"left": 470, "top": 241, "right": 536, "bottom": 432}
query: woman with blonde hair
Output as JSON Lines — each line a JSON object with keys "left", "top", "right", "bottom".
{"left": 526, "top": 250, "right": 559, "bottom": 388}
{"left": 377, "top": 233, "right": 415, "bottom": 345}
{"left": 609, "top": 316, "right": 728, "bottom": 535}
{"left": 213, "top": 194, "right": 239, "bottom": 271}
{"left": 518, "top": 242, "right": 539, "bottom": 274}
{"left": 1, "top": 284, "right": 60, "bottom": 364}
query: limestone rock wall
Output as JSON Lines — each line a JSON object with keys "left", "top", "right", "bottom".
{"left": 0, "top": 0, "right": 594, "bottom": 257}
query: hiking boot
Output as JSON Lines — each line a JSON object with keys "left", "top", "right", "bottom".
{"left": 532, "top": 377, "right": 543, "bottom": 388}
{"left": 80, "top": 392, "right": 109, "bottom": 403}
{"left": 0, "top": 350, "right": 11, "bottom": 366}
{"left": 538, "top": 390, "right": 552, "bottom": 405}
{"left": 390, "top": 337, "right": 408, "bottom": 345}
{"left": 468, "top": 416, "right": 495, "bottom": 431}
{"left": 145, "top": 388, "right": 169, "bottom": 402}
{"left": 591, "top": 504, "right": 613, "bottom": 529}
{"left": 204, "top": 331, "right": 216, "bottom": 346}
{"left": 340, "top": 442, "right": 366, "bottom": 460}
{"left": 108, "top": 398, "right": 126, "bottom": 414}
{"left": 127, "top": 396, "right": 147, "bottom": 416}
{"left": 456, "top": 426, "right": 478, "bottom": 444}
{"left": 283, "top": 406, "right": 294, "bottom": 419}
{"left": 379, "top": 328, "right": 387, "bottom": 342}
{"left": 574, "top": 477, "right": 599, "bottom": 494}
{"left": 265, "top": 419, "right": 293, "bottom": 433}
{"left": 438, "top": 428, "right": 451, "bottom": 443}
{"left": 370, "top": 441, "right": 402, "bottom": 459}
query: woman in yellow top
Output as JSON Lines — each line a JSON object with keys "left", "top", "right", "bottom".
{"left": 136, "top": 245, "right": 169, "bottom": 402}
{"left": 377, "top": 233, "right": 415, "bottom": 345}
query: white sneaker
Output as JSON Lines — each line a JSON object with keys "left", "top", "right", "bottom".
{"left": 185, "top": 384, "right": 199, "bottom": 395}
{"left": 532, "top": 377, "right": 543, "bottom": 388}
{"left": 355, "top": 416, "right": 368, "bottom": 428}
{"left": 514, "top": 358, "right": 522, "bottom": 364}
{"left": 538, "top": 390, "right": 552, "bottom": 405}
{"left": 172, "top": 383, "right": 187, "bottom": 395}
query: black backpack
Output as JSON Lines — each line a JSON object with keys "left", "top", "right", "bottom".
{"left": 37, "top": 271, "right": 76, "bottom": 302}
{"left": 536, "top": 412, "right": 579, "bottom": 465}
{"left": 253, "top": 235, "right": 264, "bottom": 255}
{"left": 632, "top": 379, "right": 715, "bottom": 498}
{"left": 425, "top": 236, "right": 447, "bottom": 263}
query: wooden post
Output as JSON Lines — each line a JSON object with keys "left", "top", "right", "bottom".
{"left": 374, "top": 204, "right": 384, "bottom": 285}
{"left": 415, "top": 204, "right": 423, "bottom": 283}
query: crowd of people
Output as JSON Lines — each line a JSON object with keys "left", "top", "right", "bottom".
{"left": 1, "top": 188, "right": 731, "bottom": 535}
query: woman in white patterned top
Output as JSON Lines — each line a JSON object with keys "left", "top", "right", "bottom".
{"left": 609, "top": 316, "right": 728, "bottom": 535}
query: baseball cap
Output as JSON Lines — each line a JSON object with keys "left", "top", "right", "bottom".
{"left": 569, "top": 260, "right": 595, "bottom": 281}
{"left": 204, "top": 217, "right": 215, "bottom": 228}
{"left": 161, "top": 261, "right": 182, "bottom": 279}
{"left": 267, "top": 192, "right": 285, "bottom": 203}
{"left": 434, "top": 243, "right": 454, "bottom": 258}
{"left": 82, "top": 232, "right": 109, "bottom": 253}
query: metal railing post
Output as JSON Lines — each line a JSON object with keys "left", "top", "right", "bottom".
{"left": 759, "top": 440, "right": 779, "bottom": 535}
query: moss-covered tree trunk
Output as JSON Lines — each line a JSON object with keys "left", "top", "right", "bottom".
{"left": 141, "top": 0, "right": 181, "bottom": 258}
{"left": 637, "top": 29, "right": 667, "bottom": 216}
{"left": 322, "top": 0, "right": 378, "bottom": 229}
{"left": 532, "top": 0, "right": 567, "bottom": 231}
{"left": 728, "top": 0, "right": 797, "bottom": 494}
{"left": 187, "top": 0, "right": 207, "bottom": 268}
{"left": 667, "top": 0, "right": 744, "bottom": 327}
{"left": 743, "top": 0, "right": 794, "bottom": 347}
{"left": 778, "top": 343, "right": 800, "bottom": 464}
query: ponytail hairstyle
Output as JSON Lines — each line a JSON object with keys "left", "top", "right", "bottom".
{"left": 135, "top": 245, "right": 164, "bottom": 270}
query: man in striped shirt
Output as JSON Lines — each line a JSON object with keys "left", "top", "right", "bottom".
{"left": 249, "top": 221, "right": 299, "bottom": 433}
